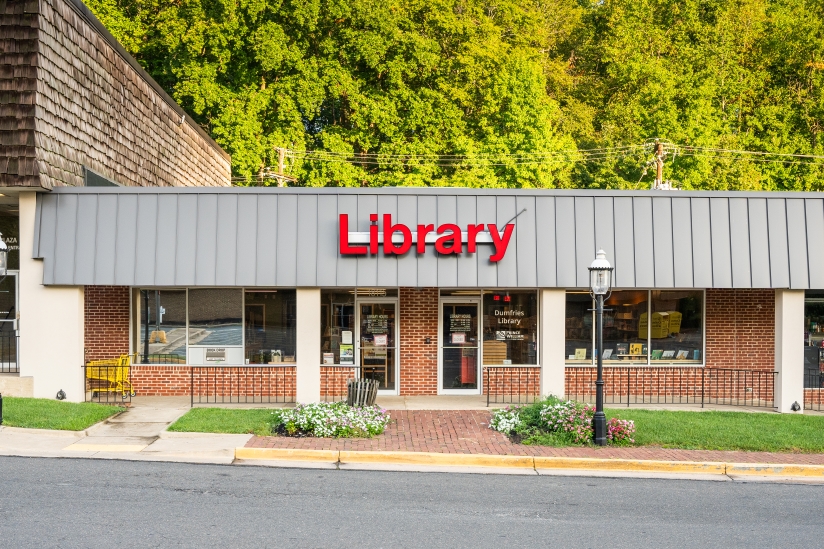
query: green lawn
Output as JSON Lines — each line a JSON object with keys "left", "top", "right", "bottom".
{"left": 607, "top": 408, "right": 824, "bottom": 453}
{"left": 168, "top": 405, "right": 824, "bottom": 453}
{"left": 167, "top": 408, "right": 280, "bottom": 436}
{"left": 1, "top": 397, "right": 123, "bottom": 431}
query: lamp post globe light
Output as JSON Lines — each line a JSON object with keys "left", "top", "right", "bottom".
{"left": 589, "top": 249, "right": 613, "bottom": 446}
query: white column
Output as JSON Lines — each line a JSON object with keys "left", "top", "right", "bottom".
{"left": 775, "top": 289, "right": 804, "bottom": 413}
{"left": 18, "top": 192, "right": 85, "bottom": 401}
{"left": 295, "top": 288, "right": 321, "bottom": 403}
{"left": 540, "top": 288, "right": 566, "bottom": 398}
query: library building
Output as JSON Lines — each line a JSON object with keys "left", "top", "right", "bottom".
{"left": 1, "top": 0, "right": 822, "bottom": 414}
{"left": 7, "top": 186, "right": 823, "bottom": 415}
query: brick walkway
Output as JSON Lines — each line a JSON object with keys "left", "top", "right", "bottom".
{"left": 246, "top": 410, "right": 824, "bottom": 465}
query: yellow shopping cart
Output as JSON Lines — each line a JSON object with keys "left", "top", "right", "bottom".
{"left": 85, "top": 354, "right": 137, "bottom": 400}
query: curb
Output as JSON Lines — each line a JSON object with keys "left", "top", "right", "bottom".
{"left": 0, "top": 425, "right": 89, "bottom": 438}
{"left": 159, "top": 431, "right": 254, "bottom": 440}
{"left": 234, "top": 447, "right": 824, "bottom": 478}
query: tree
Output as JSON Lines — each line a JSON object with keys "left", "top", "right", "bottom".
{"left": 86, "top": 0, "right": 824, "bottom": 189}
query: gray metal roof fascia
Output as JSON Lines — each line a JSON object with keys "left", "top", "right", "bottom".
{"left": 44, "top": 187, "right": 824, "bottom": 199}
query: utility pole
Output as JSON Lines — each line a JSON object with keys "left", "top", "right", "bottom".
{"left": 277, "top": 147, "right": 286, "bottom": 188}
{"left": 653, "top": 141, "right": 668, "bottom": 190}
{"left": 264, "top": 147, "right": 297, "bottom": 187}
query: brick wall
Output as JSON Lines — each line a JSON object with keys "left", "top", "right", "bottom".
{"left": 84, "top": 285, "right": 130, "bottom": 362}
{"left": 565, "top": 366, "right": 774, "bottom": 404}
{"left": 483, "top": 366, "right": 541, "bottom": 399}
{"left": 1, "top": 0, "right": 230, "bottom": 188}
{"left": 130, "top": 366, "right": 297, "bottom": 399}
{"left": 320, "top": 366, "right": 356, "bottom": 401}
{"left": 705, "top": 289, "right": 775, "bottom": 370}
{"left": 399, "top": 287, "right": 439, "bottom": 395}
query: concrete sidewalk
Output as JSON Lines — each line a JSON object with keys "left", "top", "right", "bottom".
{"left": 0, "top": 396, "right": 251, "bottom": 464}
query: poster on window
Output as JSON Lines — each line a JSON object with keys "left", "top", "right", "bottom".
{"left": 451, "top": 333, "right": 466, "bottom": 344}
{"left": 449, "top": 314, "right": 471, "bottom": 332}
{"left": 339, "top": 344, "right": 354, "bottom": 365}
{"left": 495, "top": 330, "right": 525, "bottom": 341}
{"left": 373, "top": 334, "right": 387, "bottom": 346}
{"left": 366, "top": 315, "right": 388, "bottom": 334}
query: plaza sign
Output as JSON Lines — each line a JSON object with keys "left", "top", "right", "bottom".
{"left": 339, "top": 214, "right": 514, "bottom": 262}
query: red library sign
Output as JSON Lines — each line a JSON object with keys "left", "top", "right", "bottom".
{"left": 339, "top": 214, "right": 514, "bottom": 262}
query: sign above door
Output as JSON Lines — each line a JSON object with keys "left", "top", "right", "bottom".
{"left": 339, "top": 214, "right": 514, "bottom": 262}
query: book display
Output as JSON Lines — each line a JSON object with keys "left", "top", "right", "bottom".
{"left": 565, "top": 290, "right": 704, "bottom": 365}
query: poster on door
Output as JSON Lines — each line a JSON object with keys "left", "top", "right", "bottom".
{"left": 373, "top": 334, "right": 387, "bottom": 346}
{"left": 449, "top": 314, "right": 471, "bottom": 332}
{"left": 451, "top": 333, "right": 466, "bottom": 344}
{"left": 366, "top": 314, "right": 389, "bottom": 334}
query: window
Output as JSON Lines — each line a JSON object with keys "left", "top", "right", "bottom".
{"left": 804, "top": 291, "right": 824, "bottom": 388}
{"left": 187, "top": 289, "right": 243, "bottom": 346}
{"left": 565, "top": 292, "right": 593, "bottom": 363}
{"left": 482, "top": 291, "right": 538, "bottom": 365}
{"left": 135, "top": 289, "right": 187, "bottom": 363}
{"left": 245, "top": 290, "right": 296, "bottom": 364}
{"left": 565, "top": 290, "right": 705, "bottom": 365}
{"left": 320, "top": 290, "right": 355, "bottom": 365}
{"left": 649, "top": 290, "right": 703, "bottom": 363}
{"left": 0, "top": 213, "right": 19, "bottom": 270}
{"left": 133, "top": 288, "right": 297, "bottom": 365}
{"left": 604, "top": 290, "right": 648, "bottom": 362}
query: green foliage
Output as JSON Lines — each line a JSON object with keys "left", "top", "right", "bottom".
{"left": 86, "top": 0, "right": 824, "bottom": 189}
{"left": 1, "top": 397, "right": 123, "bottom": 431}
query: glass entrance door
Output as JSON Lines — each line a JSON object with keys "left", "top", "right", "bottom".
{"left": 356, "top": 301, "right": 397, "bottom": 393}
{"left": 0, "top": 273, "right": 17, "bottom": 373}
{"left": 440, "top": 301, "right": 480, "bottom": 393}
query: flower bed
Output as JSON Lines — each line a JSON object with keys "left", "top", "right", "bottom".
{"left": 271, "top": 402, "right": 390, "bottom": 438}
{"left": 489, "top": 396, "right": 635, "bottom": 446}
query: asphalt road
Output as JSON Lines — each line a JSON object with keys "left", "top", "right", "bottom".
{"left": 1, "top": 457, "right": 822, "bottom": 548}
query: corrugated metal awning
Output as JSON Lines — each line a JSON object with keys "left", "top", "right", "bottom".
{"left": 33, "top": 187, "right": 824, "bottom": 289}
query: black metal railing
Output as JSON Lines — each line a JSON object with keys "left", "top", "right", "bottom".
{"left": 138, "top": 353, "right": 186, "bottom": 364}
{"left": 190, "top": 365, "right": 296, "bottom": 406}
{"left": 484, "top": 366, "right": 541, "bottom": 406}
{"left": 321, "top": 365, "right": 359, "bottom": 402}
{"left": 0, "top": 333, "right": 18, "bottom": 373}
{"left": 804, "top": 369, "right": 824, "bottom": 411}
{"left": 83, "top": 364, "right": 133, "bottom": 404}
{"left": 565, "top": 366, "right": 777, "bottom": 408}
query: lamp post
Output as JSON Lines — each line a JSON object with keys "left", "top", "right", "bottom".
{"left": 589, "top": 249, "right": 613, "bottom": 446}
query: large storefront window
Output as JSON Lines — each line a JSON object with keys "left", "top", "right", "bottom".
{"left": 605, "top": 290, "right": 649, "bottom": 362}
{"left": 321, "top": 290, "right": 355, "bottom": 365}
{"left": 188, "top": 289, "right": 243, "bottom": 346}
{"left": 565, "top": 292, "right": 593, "bottom": 363}
{"left": 188, "top": 289, "right": 243, "bottom": 365}
{"left": 482, "top": 291, "right": 538, "bottom": 365}
{"left": 649, "top": 290, "right": 703, "bottom": 364}
{"left": 565, "top": 289, "right": 705, "bottom": 365}
{"left": 133, "top": 288, "right": 296, "bottom": 365}
{"left": 136, "top": 289, "right": 187, "bottom": 363}
{"left": 245, "top": 290, "right": 296, "bottom": 364}
{"left": 804, "top": 291, "right": 824, "bottom": 388}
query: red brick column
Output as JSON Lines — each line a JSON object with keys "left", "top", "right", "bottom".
{"left": 399, "top": 287, "right": 439, "bottom": 395}
{"left": 84, "top": 286, "right": 130, "bottom": 362}
{"left": 705, "top": 289, "right": 775, "bottom": 370}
